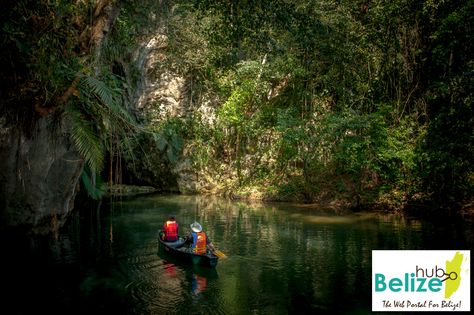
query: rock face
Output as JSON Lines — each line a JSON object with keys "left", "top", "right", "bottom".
{"left": 135, "top": 33, "right": 188, "bottom": 121}
{"left": 0, "top": 118, "right": 83, "bottom": 234}
{"left": 132, "top": 31, "right": 218, "bottom": 193}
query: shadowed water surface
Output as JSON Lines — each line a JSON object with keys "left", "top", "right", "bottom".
{"left": 1, "top": 194, "right": 472, "bottom": 314}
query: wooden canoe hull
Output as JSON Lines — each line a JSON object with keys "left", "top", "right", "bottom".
{"left": 158, "top": 231, "right": 219, "bottom": 268}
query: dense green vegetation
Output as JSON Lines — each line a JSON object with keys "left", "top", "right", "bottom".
{"left": 1, "top": 0, "right": 472, "bottom": 212}
{"left": 161, "top": 0, "right": 473, "bottom": 211}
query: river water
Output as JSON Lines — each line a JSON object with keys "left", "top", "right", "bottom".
{"left": 1, "top": 194, "right": 472, "bottom": 314}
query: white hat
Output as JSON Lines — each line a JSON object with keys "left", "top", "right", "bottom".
{"left": 190, "top": 222, "right": 202, "bottom": 233}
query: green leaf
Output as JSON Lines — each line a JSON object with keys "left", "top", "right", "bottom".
{"left": 80, "top": 167, "right": 105, "bottom": 200}
{"left": 166, "top": 146, "right": 177, "bottom": 163}
{"left": 154, "top": 133, "right": 167, "bottom": 151}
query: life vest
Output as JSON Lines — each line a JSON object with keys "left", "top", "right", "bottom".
{"left": 191, "top": 231, "right": 207, "bottom": 254}
{"left": 163, "top": 220, "right": 178, "bottom": 241}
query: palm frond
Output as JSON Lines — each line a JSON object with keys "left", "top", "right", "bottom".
{"left": 64, "top": 104, "right": 105, "bottom": 173}
{"left": 81, "top": 75, "right": 137, "bottom": 127}
{"left": 67, "top": 71, "right": 143, "bottom": 192}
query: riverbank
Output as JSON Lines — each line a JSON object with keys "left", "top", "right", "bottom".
{"left": 221, "top": 184, "right": 474, "bottom": 222}
{"left": 105, "top": 184, "right": 158, "bottom": 197}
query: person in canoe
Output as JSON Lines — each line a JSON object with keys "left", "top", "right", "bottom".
{"left": 183, "top": 221, "right": 216, "bottom": 255}
{"left": 162, "top": 215, "right": 179, "bottom": 242}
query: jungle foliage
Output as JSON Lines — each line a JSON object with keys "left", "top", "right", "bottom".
{"left": 1, "top": 0, "right": 472, "bottom": 211}
{"left": 164, "top": 0, "right": 473, "bottom": 210}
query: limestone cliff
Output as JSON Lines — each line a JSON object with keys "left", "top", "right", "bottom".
{"left": 131, "top": 30, "right": 218, "bottom": 193}
{"left": 0, "top": 118, "right": 83, "bottom": 234}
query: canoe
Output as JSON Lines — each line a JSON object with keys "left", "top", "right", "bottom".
{"left": 158, "top": 231, "right": 219, "bottom": 268}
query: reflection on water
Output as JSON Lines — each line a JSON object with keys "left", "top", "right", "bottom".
{"left": 1, "top": 194, "right": 472, "bottom": 314}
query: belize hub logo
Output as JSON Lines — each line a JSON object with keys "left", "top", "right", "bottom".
{"left": 372, "top": 250, "right": 470, "bottom": 312}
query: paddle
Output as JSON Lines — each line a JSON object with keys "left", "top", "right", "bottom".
{"left": 208, "top": 245, "right": 227, "bottom": 258}
{"left": 214, "top": 249, "right": 227, "bottom": 258}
